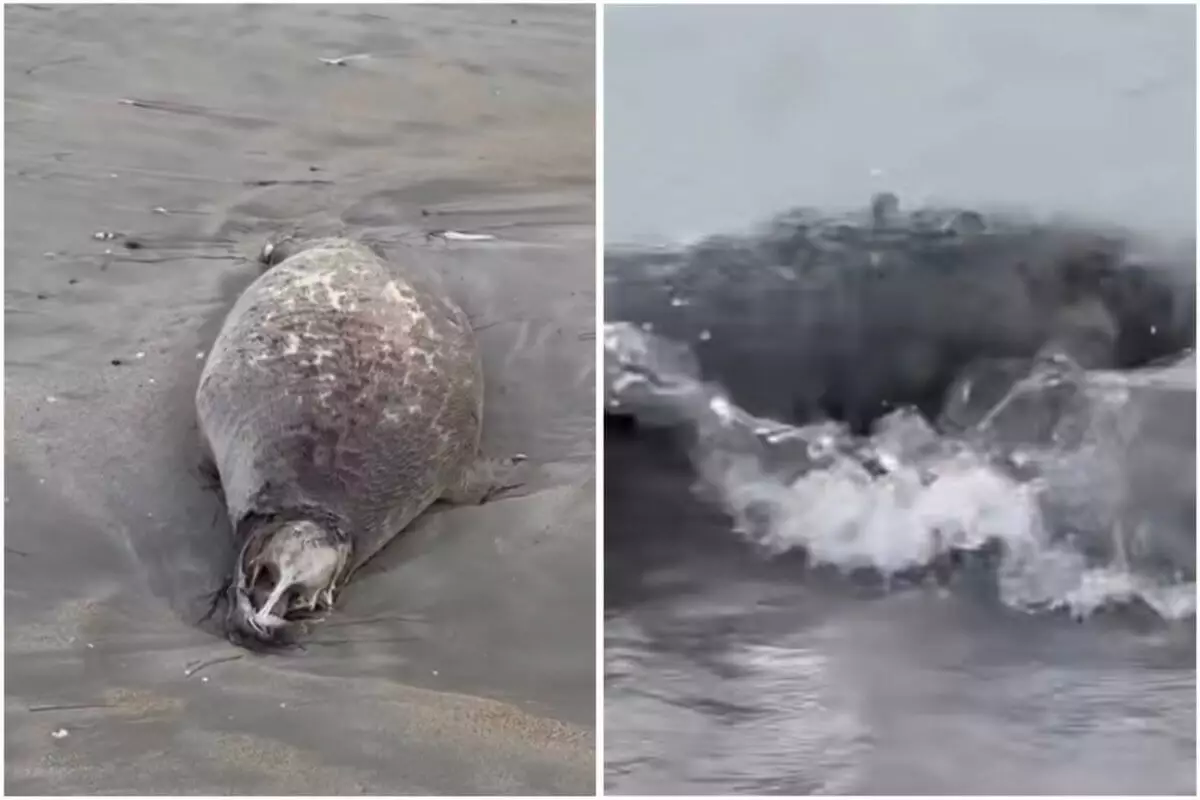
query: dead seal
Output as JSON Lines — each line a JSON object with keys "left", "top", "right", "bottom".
{"left": 197, "top": 236, "right": 516, "bottom": 647}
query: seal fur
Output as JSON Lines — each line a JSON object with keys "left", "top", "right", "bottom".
{"left": 197, "top": 236, "right": 510, "bottom": 647}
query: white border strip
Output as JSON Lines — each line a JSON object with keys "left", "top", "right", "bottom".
{"left": 594, "top": 1, "right": 606, "bottom": 794}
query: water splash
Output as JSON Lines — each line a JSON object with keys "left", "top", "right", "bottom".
{"left": 607, "top": 323, "right": 1195, "bottom": 620}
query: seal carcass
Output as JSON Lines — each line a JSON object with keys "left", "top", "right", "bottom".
{"left": 197, "top": 237, "right": 511, "bottom": 647}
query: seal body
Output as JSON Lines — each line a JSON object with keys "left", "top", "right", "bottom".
{"left": 197, "top": 237, "right": 495, "bottom": 646}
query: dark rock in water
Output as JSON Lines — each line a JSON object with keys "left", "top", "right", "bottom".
{"left": 606, "top": 196, "right": 1195, "bottom": 434}
{"left": 870, "top": 191, "right": 901, "bottom": 228}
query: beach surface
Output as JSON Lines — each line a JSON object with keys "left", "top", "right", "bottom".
{"left": 5, "top": 4, "right": 595, "bottom": 794}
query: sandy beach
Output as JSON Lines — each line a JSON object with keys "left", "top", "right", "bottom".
{"left": 5, "top": 3, "right": 595, "bottom": 794}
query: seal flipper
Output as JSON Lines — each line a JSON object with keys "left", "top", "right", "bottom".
{"left": 197, "top": 457, "right": 220, "bottom": 489}
{"left": 196, "top": 457, "right": 227, "bottom": 529}
{"left": 197, "top": 574, "right": 232, "bottom": 626}
{"left": 440, "top": 455, "right": 528, "bottom": 505}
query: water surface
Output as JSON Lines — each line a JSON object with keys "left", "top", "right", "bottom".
{"left": 604, "top": 5, "right": 1195, "bottom": 794}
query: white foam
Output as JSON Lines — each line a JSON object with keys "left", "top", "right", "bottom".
{"left": 605, "top": 324, "right": 1195, "bottom": 620}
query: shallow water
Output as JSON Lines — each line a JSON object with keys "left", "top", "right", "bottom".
{"left": 5, "top": 4, "right": 595, "bottom": 794}
{"left": 604, "top": 5, "right": 1195, "bottom": 795}
{"left": 605, "top": 314, "right": 1195, "bottom": 795}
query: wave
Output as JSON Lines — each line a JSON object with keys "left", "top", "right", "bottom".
{"left": 605, "top": 196, "right": 1196, "bottom": 620}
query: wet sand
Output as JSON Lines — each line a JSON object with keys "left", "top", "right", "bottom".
{"left": 5, "top": 4, "right": 595, "bottom": 794}
{"left": 603, "top": 4, "right": 1194, "bottom": 794}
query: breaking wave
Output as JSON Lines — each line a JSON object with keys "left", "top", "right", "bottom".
{"left": 605, "top": 199, "right": 1196, "bottom": 621}
{"left": 607, "top": 321, "right": 1195, "bottom": 619}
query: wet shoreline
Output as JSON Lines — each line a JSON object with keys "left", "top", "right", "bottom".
{"left": 5, "top": 4, "right": 596, "bottom": 794}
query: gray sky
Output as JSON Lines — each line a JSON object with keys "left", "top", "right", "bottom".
{"left": 605, "top": 4, "right": 1196, "bottom": 243}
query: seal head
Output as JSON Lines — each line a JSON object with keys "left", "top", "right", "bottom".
{"left": 226, "top": 518, "right": 350, "bottom": 646}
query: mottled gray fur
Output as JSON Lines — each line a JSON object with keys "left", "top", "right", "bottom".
{"left": 197, "top": 237, "right": 489, "bottom": 643}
